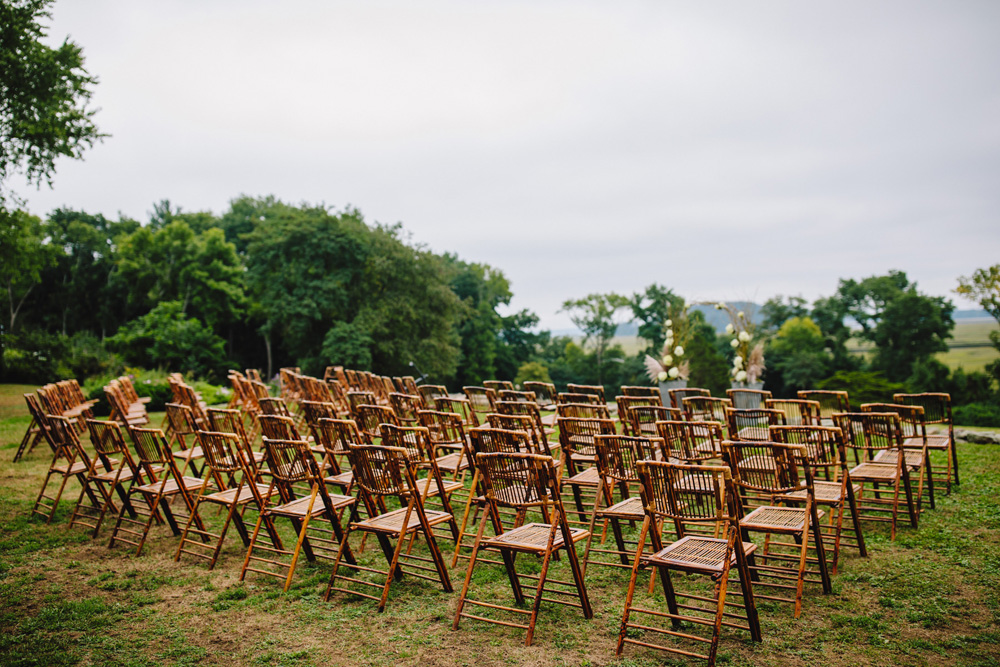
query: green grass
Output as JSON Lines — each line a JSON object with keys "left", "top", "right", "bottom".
{"left": 1, "top": 386, "right": 999, "bottom": 665}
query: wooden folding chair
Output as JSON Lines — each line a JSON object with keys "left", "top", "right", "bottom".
{"left": 721, "top": 440, "right": 832, "bottom": 617}
{"left": 765, "top": 398, "right": 822, "bottom": 426}
{"left": 15, "top": 393, "right": 56, "bottom": 462}
{"left": 862, "top": 403, "right": 935, "bottom": 511}
{"left": 725, "top": 408, "right": 786, "bottom": 441}
{"left": 770, "top": 424, "right": 867, "bottom": 574}
{"left": 453, "top": 451, "right": 592, "bottom": 646}
{"left": 313, "top": 418, "right": 363, "bottom": 493}
{"left": 325, "top": 444, "right": 456, "bottom": 611}
{"left": 656, "top": 420, "right": 725, "bottom": 463}
{"left": 354, "top": 404, "right": 399, "bottom": 443}
{"left": 557, "top": 417, "right": 617, "bottom": 526}
{"left": 240, "top": 438, "right": 357, "bottom": 591}
{"left": 667, "top": 387, "right": 710, "bottom": 411}
{"left": 798, "top": 390, "right": 850, "bottom": 425}
{"left": 617, "top": 461, "right": 761, "bottom": 665}
{"left": 582, "top": 434, "right": 659, "bottom": 574}
{"left": 31, "top": 415, "right": 103, "bottom": 523}
{"left": 894, "top": 391, "right": 958, "bottom": 492}
{"left": 630, "top": 406, "right": 682, "bottom": 439}
{"left": 616, "top": 395, "right": 662, "bottom": 435}
{"left": 621, "top": 385, "right": 662, "bottom": 400}
{"left": 483, "top": 380, "right": 514, "bottom": 393}
{"left": 567, "top": 383, "right": 605, "bottom": 404}
{"left": 834, "top": 412, "right": 918, "bottom": 540}
{"left": 463, "top": 386, "right": 497, "bottom": 420}
{"left": 434, "top": 396, "right": 479, "bottom": 429}
{"left": 388, "top": 392, "right": 422, "bottom": 426}
{"left": 522, "top": 381, "right": 557, "bottom": 410}
{"left": 682, "top": 396, "right": 732, "bottom": 424}
{"left": 557, "top": 392, "right": 602, "bottom": 406}
{"left": 494, "top": 400, "right": 559, "bottom": 449}
{"left": 175, "top": 431, "right": 277, "bottom": 569}
{"left": 163, "top": 403, "right": 205, "bottom": 477}
{"left": 109, "top": 427, "right": 210, "bottom": 555}
{"left": 69, "top": 420, "right": 145, "bottom": 537}
{"left": 207, "top": 407, "right": 267, "bottom": 475}
{"left": 417, "top": 384, "right": 449, "bottom": 408}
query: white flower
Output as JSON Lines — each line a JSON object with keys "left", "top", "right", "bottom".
{"left": 733, "top": 358, "right": 743, "bottom": 369}
{"left": 735, "top": 370, "right": 747, "bottom": 382}
{"left": 730, "top": 338, "right": 739, "bottom": 348}
{"left": 668, "top": 367, "right": 680, "bottom": 379}
{"left": 715, "top": 302, "right": 725, "bottom": 309}
{"left": 739, "top": 331, "right": 751, "bottom": 342}
{"left": 665, "top": 332, "right": 674, "bottom": 343}
{"left": 737, "top": 311, "right": 745, "bottom": 319}
{"left": 673, "top": 345, "right": 684, "bottom": 357}
{"left": 665, "top": 319, "right": 673, "bottom": 327}
{"left": 657, "top": 371, "right": 668, "bottom": 382}
{"left": 725, "top": 323, "right": 734, "bottom": 335}
{"left": 661, "top": 354, "right": 673, "bottom": 366}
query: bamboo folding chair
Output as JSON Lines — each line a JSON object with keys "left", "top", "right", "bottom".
{"left": 765, "top": 399, "right": 822, "bottom": 426}
{"left": 621, "top": 385, "right": 662, "bottom": 400}
{"left": 487, "top": 413, "right": 560, "bottom": 464}
{"left": 725, "top": 409, "right": 786, "bottom": 442}
{"left": 388, "top": 392, "right": 422, "bottom": 426}
{"left": 721, "top": 440, "right": 832, "bottom": 617}
{"left": 483, "top": 380, "right": 514, "bottom": 393}
{"left": 834, "top": 412, "right": 918, "bottom": 540}
{"left": 682, "top": 396, "right": 732, "bottom": 424}
{"left": 798, "top": 390, "right": 850, "bottom": 425}
{"left": 175, "top": 431, "right": 277, "bottom": 569}
{"left": 557, "top": 417, "right": 617, "bottom": 525}
{"left": 557, "top": 392, "right": 602, "bottom": 406}
{"left": 463, "top": 386, "right": 497, "bottom": 420}
{"left": 497, "top": 389, "right": 537, "bottom": 404}
{"left": 105, "top": 381, "right": 149, "bottom": 427}
{"left": 313, "top": 418, "right": 365, "bottom": 492}
{"left": 207, "top": 407, "right": 266, "bottom": 474}
{"left": 417, "top": 384, "right": 449, "bottom": 408}
{"left": 567, "top": 383, "right": 606, "bottom": 404}
{"left": 726, "top": 388, "right": 772, "bottom": 410}
{"left": 770, "top": 425, "right": 867, "bottom": 574}
{"left": 893, "top": 392, "right": 958, "bottom": 492}
{"left": 522, "top": 381, "right": 557, "bottom": 410}
{"left": 453, "top": 451, "right": 592, "bottom": 646}
{"left": 556, "top": 402, "right": 611, "bottom": 420}
{"left": 31, "top": 415, "right": 103, "bottom": 523}
{"left": 630, "top": 406, "right": 682, "bottom": 440}
{"left": 164, "top": 403, "right": 205, "bottom": 477}
{"left": 667, "top": 387, "right": 710, "bottom": 411}
{"left": 108, "top": 427, "right": 210, "bottom": 555}
{"left": 69, "top": 420, "right": 145, "bottom": 536}
{"left": 346, "top": 390, "right": 378, "bottom": 417}
{"left": 495, "top": 399, "right": 559, "bottom": 448}
{"left": 616, "top": 396, "right": 663, "bottom": 435}
{"left": 240, "top": 438, "right": 357, "bottom": 591}
{"left": 582, "top": 434, "right": 660, "bottom": 574}
{"left": 861, "top": 403, "right": 935, "bottom": 511}
{"left": 377, "top": 424, "right": 464, "bottom": 518}
{"left": 451, "top": 426, "right": 537, "bottom": 567}
{"left": 354, "top": 404, "right": 399, "bottom": 443}
{"left": 434, "top": 396, "right": 480, "bottom": 429}
{"left": 656, "top": 420, "right": 726, "bottom": 464}
{"left": 617, "top": 461, "right": 761, "bottom": 665}
{"left": 325, "top": 444, "right": 456, "bottom": 611}
{"left": 416, "top": 409, "right": 472, "bottom": 480}
{"left": 15, "top": 393, "right": 56, "bottom": 462}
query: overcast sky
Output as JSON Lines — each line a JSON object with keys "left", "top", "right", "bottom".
{"left": 17, "top": 0, "right": 1000, "bottom": 329}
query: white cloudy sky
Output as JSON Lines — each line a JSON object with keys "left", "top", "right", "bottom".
{"left": 18, "top": 0, "right": 1000, "bottom": 329}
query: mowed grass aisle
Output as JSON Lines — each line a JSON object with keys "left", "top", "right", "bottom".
{"left": 1, "top": 384, "right": 999, "bottom": 667}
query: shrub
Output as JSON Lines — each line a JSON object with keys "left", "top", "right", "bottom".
{"left": 817, "top": 370, "right": 908, "bottom": 405}
{"left": 1, "top": 329, "right": 66, "bottom": 383}
{"left": 515, "top": 361, "right": 551, "bottom": 387}
{"left": 953, "top": 402, "right": 1000, "bottom": 427}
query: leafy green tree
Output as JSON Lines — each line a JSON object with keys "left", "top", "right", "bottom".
{"left": 0, "top": 0, "right": 106, "bottom": 204}
{"left": 560, "top": 292, "right": 630, "bottom": 385}
{"left": 446, "top": 257, "right": 511, "bottom": 385}
{"left": 684, "top": 310, "right": 730, "bottom": 396}
{"left": 956, "top": 265, "right": 1000, "bottom": 384}
{"left": 809, "top": 294, "right": 858, "bottom": 372}
{"left": 0, "top": 207, "right": 55, "bottom": 331}
{"left": 630, "top": 284, "right": 684, "bottom": 354}
{"left": 496, "top": 309, "right": 549, "bottom": 381}
{"left": 107, "top": 301, "right": 229, "bottom": 380}
{"left": 764, "top": 317, "right": 830, "bottom": 397}
{"left": 321, "top": 321, "right": 372, "bottom": 369}
{"left": 760, "top": 295, "right": 809, "bottom": 332}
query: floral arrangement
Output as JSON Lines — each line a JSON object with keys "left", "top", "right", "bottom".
{"left": 715, "top": 302, "right": 765, "bottom": 384}
{"left": 643, "top": 308, "right": 691, "bottom": 384}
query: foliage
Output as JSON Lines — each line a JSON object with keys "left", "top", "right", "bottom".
{"left": 495, "top": 310, "right": 548, "bottom": 382}
{"left": 514, "top": 361, "right": 551, "bottom": 386}
{"left": 760, "top": 294, "right": 810, "bottom": 331}
{"left": 956, "top": 264, "right": 1000, "bottom": 384}
{"left": 106, "top": 302, "right": 230, "bottom": 380}
{"left": 320, "top": 321, "right": 372, "bottom": 370}
{"left": 834, "top": 270, "right": 955, "bottom": 382}
{"left": 684, "top": 311, "right": 730, "bottom": 396}
{"left": 817, "top": 370, "right": 908, "bottom": 406}
{"left": 630, "top": 283, "right": 684, "bottom": 354}
{"left": 0, "top": 326, "right": 65, "bottom": 383}
{"left": 0, "top": 208, "right": 56, "bottom": 331}
{"left": 446, "top": 257, "right": 511, "bottom": 385}
{"left": 0, "top": 0, "right": 106, "bottom": 203}
{"left": 560, "top": 292, "right": 630, "bottom": 385}
{"left": 765, "top": 317, "right": 831, "bottom": 397}
{"left": 952, "top": 402, "right": 1000, "bottom": 427}
{"left": 714, "top": 301, "right": 764, "bottom": 384}
{"left": 642, "top": 298, "right": 693, "bottom": 383}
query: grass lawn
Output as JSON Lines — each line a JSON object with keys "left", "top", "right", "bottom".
{"left": 1, "top": 386, "right": 999, "bottom": 666}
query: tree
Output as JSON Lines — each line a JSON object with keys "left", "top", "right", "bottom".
{"left": 0, "top": 0, "right": 106, "bottom": 204}
{"left": 630, "top": 283, "right": 684, "bottom": 354}
{"left": 833, "top": 271, "right": 954, "bottom": 383}
{"left": 765, "top": 317, "right": 831, "bottom": 397}
{"left": 446, "top": 257, "right": 511, "bottom": 385}
{"left": 760, "top": 295, "right": 809, "bottom": 332}
{"left": 560, "top": 292, "right": 630, "bottom": 385}
{"left": 0, "top": 207, "right": 54, "bottom": 331}
{"left": 956, "top": 264, "right": 1000, "bottom": 384}
{"left": 684, "top": 310, "right": 730, "bottom": 396}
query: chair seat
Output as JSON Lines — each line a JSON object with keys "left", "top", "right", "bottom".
{"left": 435, "top": 452, "right": 469, "bottom": 474}
{"left": 204, "top": 482, "right": 275, "bottom": 505}
{"left": 325, "top": 470, "right": 354, "bottom": 487}
{"left": 268, "top": 492, "right": 355, "bottom": 517}
{"left": 565, "top": 466, "right": 600, "bottom": 486}
{"left": 873, "top": 449, "right": 924, "bottom": 469}
{"left": 741, "top": 505, "right": 823, "bottom": 532}
{"left": 352, "top": 506, "right": 454, "bottom": 535}
{"left": 849, "top": 462, "right": 899, "bottom": 482}
{"left": 483, "top": 522, "right": 589, "bottom": 553}
{"left": 136, "top": 475, "right": 209, "bottom": 495}
{"left": 647, "top": 535, "right": 757, "bottom": 573}
{"left": 600, "top": 495, "right": 645, "bottom": 519}
{"left": 173, "top": 446, "right": 204, "bottom": 461}
{"left": 782, "top": 480, "right": 862, "bottom": 503}
{"left": 407, "top": 477, "right": 463, "bottom": 498}
{"left": 54, "top": 460, "right": 92, "bottom": 475}
{"left": 93, "top": 465, "right": 163, "bottom": 483}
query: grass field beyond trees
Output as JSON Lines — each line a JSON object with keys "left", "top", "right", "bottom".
{"left": 1, "top": 386, "right": 999, "bottom": 666}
